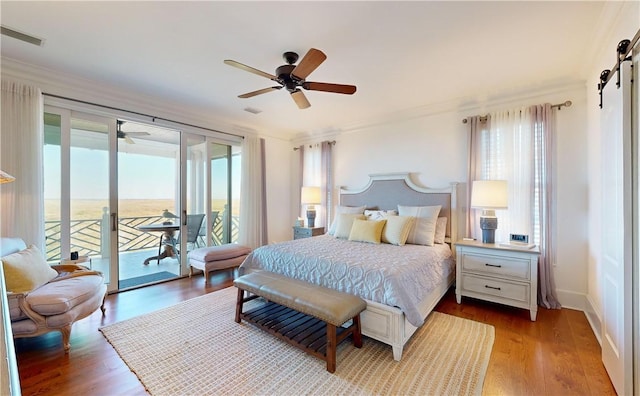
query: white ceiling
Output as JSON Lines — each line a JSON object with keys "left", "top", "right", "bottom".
{"left": 1, "top": 1, "right": 605, "bottom": 140}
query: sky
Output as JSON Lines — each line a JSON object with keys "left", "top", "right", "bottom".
{"left": 44, "top": 145, "right": 240, "bottom": 201}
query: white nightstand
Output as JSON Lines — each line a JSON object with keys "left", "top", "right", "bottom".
{"left": 455, "top": 239, "right": 540, "bottom": 321}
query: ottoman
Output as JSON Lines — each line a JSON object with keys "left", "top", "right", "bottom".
{"left": 188, "top": 244, "right": 251, "bottom": 284}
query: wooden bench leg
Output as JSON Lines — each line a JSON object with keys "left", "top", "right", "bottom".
{"left": 235, "top": 288, "right": 244, "bottom": 323}
{"left": 352, "top": 314, "right": 363, "bottom": 348}
{"left": 326, "top": 324, "right": 336, "bottom": 373}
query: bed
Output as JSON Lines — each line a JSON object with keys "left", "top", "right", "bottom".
{"left": 239, "top": 172, "right": 464, "bottom": 360}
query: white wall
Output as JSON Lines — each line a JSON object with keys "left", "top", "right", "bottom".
{"left": 584, "top": 1, "right": 639, "bottom": 337}
{"left": 301, "top": 83, "right": 589, "bottom": 309}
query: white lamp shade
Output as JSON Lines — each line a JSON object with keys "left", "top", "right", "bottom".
{"left": 471, "top": 180, "right": 508, "bottom": 209}
{"left": 301, "top": 186, "right": 321, "bottom": 205}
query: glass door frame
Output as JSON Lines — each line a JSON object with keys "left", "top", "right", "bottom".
{"left": 43, "top": 106, "right": 119, "bottom": 291}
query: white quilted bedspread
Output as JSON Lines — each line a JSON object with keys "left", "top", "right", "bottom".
{"left": 239, "top": 234, "right": 455, "bottom": 327}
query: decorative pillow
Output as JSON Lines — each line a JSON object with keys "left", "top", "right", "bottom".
{"left": 381, "top": 216, "right": 416, "bottom": 246}
{"left": 364, "top": 209, "right": 398, "bottom": 221}
{"left": 2, "top": 245, "right": 58, "bottom": 293}
{"left": 397, "top": 205, "right": 442, "bottom": 246}
{"left": 328, "top": 205, "right": 366, "bottom": 235}
{"left": 434, "top": 217, "right": 448, "bottom": 244}
{"left": 349, "top": 219, "right": 386, "bottom": 244}
{"left": 333, "top": 214, "right": 366, "bottom": 239}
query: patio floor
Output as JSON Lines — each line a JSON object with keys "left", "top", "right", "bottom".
{"left": 86, "top": 248, "right": 184, "bottom": 289}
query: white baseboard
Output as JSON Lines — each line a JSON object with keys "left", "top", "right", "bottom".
{"left": 555, "top": 288, "right": 602, "bottom": 346}
{"left": 583, "top": 294, "right": 602, "bottom": 346}
{"left": 556, "top": 288, "right": 587, "bottom": 311}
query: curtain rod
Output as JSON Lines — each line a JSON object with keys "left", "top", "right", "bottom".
{"left": 461, "top": 100, "right": 572, "bottom": 124}
{"left": 43, "top": 93, "right": 244, "bottom": 139}
{"left": 293, "top": 140, "right": 336, "bottom": 151}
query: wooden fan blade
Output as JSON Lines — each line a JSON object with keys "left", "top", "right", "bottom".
{"left": 303, "top": 81, "right": 357, "bottom": 95}
{"left": 238, "top": 86, "right": 282, "bottom": 98}
{"left": 291, "top": 48, "right": 326, "bottom": 80}
{"left": 291, "top": 90, "right": 311, "bottom": 109}
{"left": 224, "top": 60, "right": 277, "bottom": 80}
{"left": 124, "top": 136, "right": 135, "bottom": 145}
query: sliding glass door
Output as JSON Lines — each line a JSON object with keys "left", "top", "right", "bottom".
{"left": 44, "top": 108, "right": 114, "bottom": 283}
{"left": 117, "top": 120, "right": 181, "bottom": 289}
{"left": 43, "top": 105, "right": 241, "bottom": 292}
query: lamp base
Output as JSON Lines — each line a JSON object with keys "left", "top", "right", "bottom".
{"left": 306, "top": 209, "right": 316, "bottom": 228}
{"left": 479, "top": 216, "right": 498, "bottom": 244}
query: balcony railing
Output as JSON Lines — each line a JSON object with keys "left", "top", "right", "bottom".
{"left": 45, "top": 212, "right": 238, "bottom": 262}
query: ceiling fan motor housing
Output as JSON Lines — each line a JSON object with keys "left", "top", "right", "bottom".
{"left": 276, "top": 64, "right": 299, "bottom": 92}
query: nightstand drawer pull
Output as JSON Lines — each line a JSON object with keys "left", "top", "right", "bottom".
{"left": 485, "top": 285, "right": 501, "bottom": 291}
{"left": 485, "top": 263, "right": 502, "bottom": 268}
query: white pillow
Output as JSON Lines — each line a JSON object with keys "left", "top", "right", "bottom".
{"left": 333, "top": 213, "right": 366, "bottom": 239}
{"left": 381, "top": 216, "right": 415, "bottom": 246}
{"left": 434, "top": 217, "right": 448, "bottom": 244}
{"left": 397, "top": 205, "right": 442, "bottom": 246}
{"left": 364, "top": 209, "right": 398, "bottom": 221}
{"left": 328, "top": 205, "right": 366, "bottom": 235}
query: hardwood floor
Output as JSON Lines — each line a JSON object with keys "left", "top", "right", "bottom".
{"left": 13, "top": 272, "right": 615, "bottom": 396}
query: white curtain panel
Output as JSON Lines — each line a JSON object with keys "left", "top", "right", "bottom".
{"left": 320, "top": 141, "right": 333, "bottom": 228}
{"left": 531, "top": 104, "right": 561, "bottom": 309}
{"left": 467, "top": 104, "right": 560, "bottom": 309}
{"left": 0, "top": 80, "right": 45, "bottom": 249}
{"left": 238, "top": 135, "right": 267, "bottom": 249}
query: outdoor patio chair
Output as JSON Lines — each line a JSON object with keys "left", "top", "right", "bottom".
{"left": 197, "top": 211, "right": 220, "bottom": 246}
{"left": 177, "top": 213, "right": 206, "bottom": 252}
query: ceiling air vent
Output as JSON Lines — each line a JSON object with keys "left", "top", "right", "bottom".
{"left": 244, "top": 107, "right": 262, "bottom": 115}
{"left": 1, "top": 25, "right": 44, "bottom": 47}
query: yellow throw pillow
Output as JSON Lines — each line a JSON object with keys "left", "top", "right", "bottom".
{"left": 2, "top": 245, "right": 58, "bottom": 293}
{"left": 334, "top": 214, "right": 366, "bottom": 239}
{"left": 349, "top": 219, "right": 386, "bottom": 244}
{"left": 382, "top": 216, "right": 416, "bottom": 246}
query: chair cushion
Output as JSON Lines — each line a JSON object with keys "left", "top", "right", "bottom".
{"left": 26, "top": 275, "right": 105, "bottom": 316}
{"left": 189, "top": 244, "right": 251, "bottom": 262}
{"left": 190, "top": 255, "right": 247, "bottom": 271}
{"left": 2, "top": 245, "right": 58, "bottom": 293}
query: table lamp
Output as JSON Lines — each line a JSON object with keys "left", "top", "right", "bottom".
{"left": 471, "top": 180, "right": 508, "bottom": 243}
{"left": 301, "top": 186, "right": 321, "bottom": 228}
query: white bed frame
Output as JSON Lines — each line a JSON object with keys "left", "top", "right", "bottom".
{"left": 338, "top": 172, "right": 464, "bottom": 360}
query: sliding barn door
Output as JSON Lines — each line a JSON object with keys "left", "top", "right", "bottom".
{"left": 600, "top": 60, "right": 633, "bottom": 395}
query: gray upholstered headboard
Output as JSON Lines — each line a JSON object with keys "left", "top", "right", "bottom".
{"left": 339, "top": 173, "right": 462, "bottom": 243}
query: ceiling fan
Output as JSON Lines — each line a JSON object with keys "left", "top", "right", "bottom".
{"left": 224, "top": 48, "right": 357, "bottom": 109}
{"left": 117, "top": 120, "right": 150, "bottom": 144}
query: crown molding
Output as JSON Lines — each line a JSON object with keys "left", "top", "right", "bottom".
{"left": 330, "top": 80, "right": 586, "bottom": 136}
{"left": 0, "top": 58, "right": 291, "bottom": 142}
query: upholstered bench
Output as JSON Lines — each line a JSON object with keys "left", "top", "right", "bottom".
{"left": 188, "top": 244, "right": 251, "bottom": 284}
{"left": 234, "top": 271, "right": 366, "bottom": 373}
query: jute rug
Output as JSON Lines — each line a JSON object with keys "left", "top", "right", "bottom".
{"left": 100, "top": 287, "right": 494, "bottom": 395}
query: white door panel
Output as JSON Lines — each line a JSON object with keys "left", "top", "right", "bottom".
{"left": 601, "top": 60, "right": 633, "bottom": 396}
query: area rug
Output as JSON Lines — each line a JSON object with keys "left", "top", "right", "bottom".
{"left": 119, "top": 271, "right": 176, "bottom": 289}
{"left": 100, "top": 287, "right": 494, "bottom": 395}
